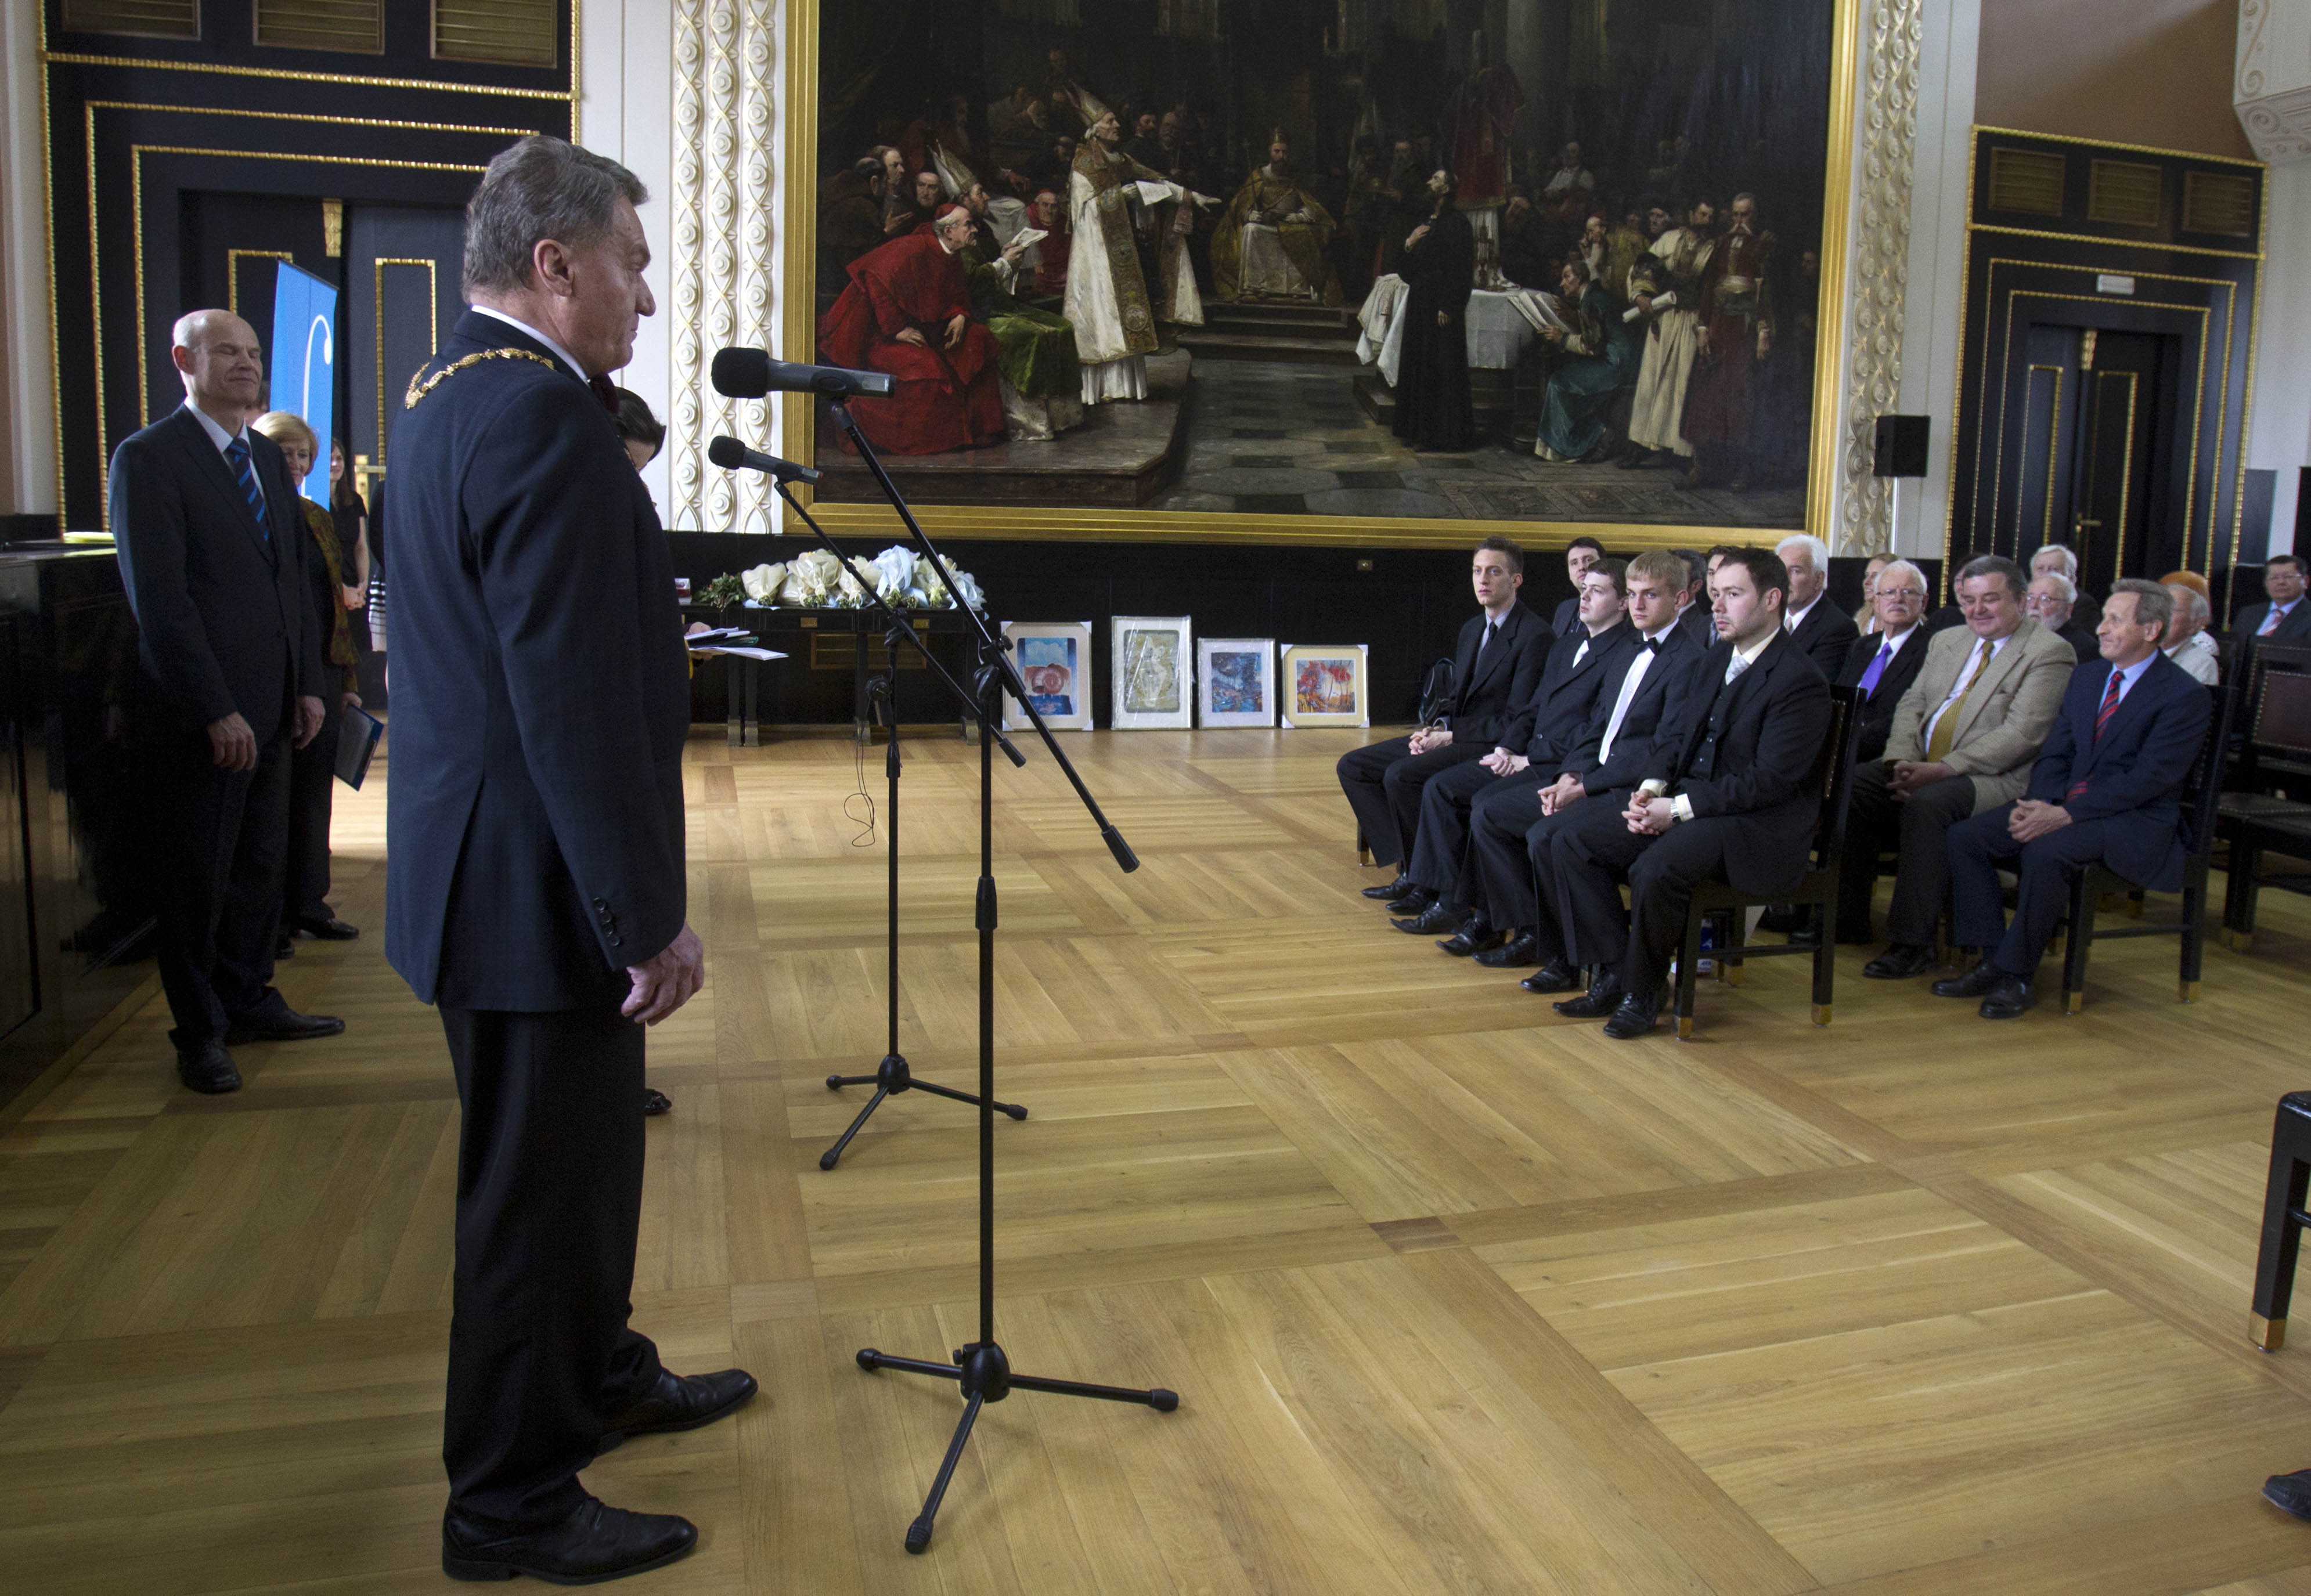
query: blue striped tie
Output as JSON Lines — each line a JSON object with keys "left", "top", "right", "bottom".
{"left": 223, "top": 437, "right": 269, "bottom": 542}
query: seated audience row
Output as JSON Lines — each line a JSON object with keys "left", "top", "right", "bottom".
{"left": 1341, "top": 536, "right": 2233, "bottom": 1035}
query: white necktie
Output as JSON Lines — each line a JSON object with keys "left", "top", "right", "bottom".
{"left": 1571, "top": 638, "right": 1589, "bottom": 669}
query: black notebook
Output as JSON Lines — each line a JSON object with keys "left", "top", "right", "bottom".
{"left": 335, "top": 703, "right": 384, "bottom": 789}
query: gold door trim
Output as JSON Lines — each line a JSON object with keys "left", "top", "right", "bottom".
{"left": 39, "top": 50, "right": 575, "bottom": 105}
{"left": 1972, "top": 123, "right": 2266, "bottom": 169}
{"left": 2025, "top": 362, "right": 2065, "bottom": 541}
{"left": 2083, "top": 369, "right": 2141, "bottom": 577}
{"left": 84, "top": 98, "right": 536, "bottom": 139}
{"left": 1969, "top": 222, "right": 2262, "bottom": 262}
{"left": 767, "top": 0, "right": 1865, "bottom": 550}
{"left": 225, "top": 248, "right": 294, "bottom": 317}
{"left": 372, "top": 257, "right": 442, "bottom": 471}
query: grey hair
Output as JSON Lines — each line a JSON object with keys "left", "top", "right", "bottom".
{"left": 1958, "top": 553, "right": 2027, "bottom": 601}
{"left": 1876, "top": 558, "right": 1927, "bottom": 597}
{"left": 463, "top": 136, "right": 648, "bottom": 296}
{"left": 2166, "top": 582, "right": 2211, "bottom": 624}
{"left": 2109, "top": 577, "right": 2174, "bottom": 632}
{"left": 2031, "top": 541, "right": 2079, "bottom": 580}
{"left": 2032, "top": 570, "right": 2077, "bottom": 605}
{"left": 1775, "top": 532, "right": 1829, "bottom": 569}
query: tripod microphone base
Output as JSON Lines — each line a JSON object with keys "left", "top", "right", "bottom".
{"left": 819, "top": 1053, "right": 1029, "bottom": 1170}
{"left": 857, "top": 1340, "right": 1178, "bottom": 1551}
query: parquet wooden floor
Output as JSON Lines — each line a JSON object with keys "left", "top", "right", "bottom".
{"left": 3, "top": 725, "right": 2311, "bottom": 1593}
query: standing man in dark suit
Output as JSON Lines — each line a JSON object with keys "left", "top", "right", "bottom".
{"left": 1776, "top": 533, "right": 1859, "bottom": 678}
{"left": 1549, "top": 536, "right": 1605, "bottom": 636}
{"left": 1671, "top": 547, "right": 1715, "bottom": 652}
{"left": 2236, "top": 553, "right": 2311, "bottom": 642}
{"left": 1469, "top": 550, "right": 1702, "bottom": 982}
{"left": 1343, "top": 536, "right": 1547, "bottom": 909}
{"left": 1546, "top": 546, "right": 1832, "bottom": 1037}
{"left": 1937, "top": 580, "right": 2212, "bottom": 1019}
{"left": 384, "top": 136, "right": 752, "bottom": 1584}
{"left": 110, "top": 309, "right": 339, "bottom": 1096}
{"left": 1398, "top": 558, "right": 1633, "bottom": 944}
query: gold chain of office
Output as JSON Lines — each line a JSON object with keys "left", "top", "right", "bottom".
{"left": 403, "top": 346, "right": 561, "bottom": 409}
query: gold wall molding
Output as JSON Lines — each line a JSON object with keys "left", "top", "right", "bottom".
{"left": 1838, "top": 0, "right": 1923, "bottom": 555}
{"left": 41, "top": 49, "right": 575, "bottom": 104}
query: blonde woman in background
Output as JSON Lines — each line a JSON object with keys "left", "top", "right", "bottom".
{"left": 1855, "top": 551, "right": 1892, "bottom": 635}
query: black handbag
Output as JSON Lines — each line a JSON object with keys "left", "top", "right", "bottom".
{"left": 1416, "top": 656, "right": 1456, "bottom": 725}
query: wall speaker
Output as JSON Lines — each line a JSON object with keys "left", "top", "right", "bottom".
{"left": 1873, "top": 414, "right": 1929, "bottom": 478}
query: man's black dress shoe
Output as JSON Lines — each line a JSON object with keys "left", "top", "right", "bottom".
{"left": 442, "top": 1497, "right": 697, "bottom": 1584}
{"left": 176, "top": 1041, "right": 240, "bottom": 1095}
{"left": 1864, "top": 943, "right": 1939, "bottom": 981}
{"left": 1974, "top": 974, "right": 2036, "bottom": 1020}
{"left": 1361, "top": 872, "right": 1414, "bottom": 901}
{"left": 297, "top": 916, "right": 360, "bottom": 940}
{"left": 1384, "top": 887, "right": 1434, "bottom": 916}
{"left": 1475, "top": 932, "right": 1538, "bottom": 968}
{"left": 1930, "top": 961, "right": 2007, "bottom": 1000}
{"left": 642, "top": 1087, "right": 672, "bottom": 1117}
{"left": 1520, "top": 958, "right": 1579, "bottom": 993}
{"left": 1390, "top": 902, "right": 1462, "bottom": 935}
{"left": 1601, "top": 991, "right": 1663, "bottom": 1039}
{"left": 1437, "top": 917, "right": 1503, "bottom": 956}
{"left": 598, "top": 1367, "right": 759, "bottom": 1451}
{"left": 2264, "top": 1468, "right": 2311, "bottom": 1521}
{"left": 225, "top": 1007, "right": 345, "bottom": 1045}
{"left": 1553, "top": 979, "right": 1623, "bottom": 1018}
{"left": 273, "top": 935, "right": 295, "bottom": 961}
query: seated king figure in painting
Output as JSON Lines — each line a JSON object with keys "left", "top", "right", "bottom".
{"left": 1065, "top": 105, "right": 1209, "bottom": 406}
{"left": 1212, "top": 131, "right": 1344, "bottom": 305}
{"left": 817, "top": 203, "right": 1005, "bottom": 454}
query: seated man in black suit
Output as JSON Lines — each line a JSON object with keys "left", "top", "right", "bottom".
{"left": 1466, "top": 550, "right": 1702, "bottom": 983}
{"left": 1544, "top": 545, "right": 1832, "bottom": 1038}
{"left": 1938, "top": 579, "right": 2212, "bottom": 1018}
{"left": 1672, "top": 547, "right": 1715, "bottom": 652}
{"left": 1549, "top": 536, "right": 1605, "bottom": 637}
{"left": 1346, "top": 536, "right": 1549, "bottom": 910}
{"left": 2236, "top": 552, "right": 2311, "bottom": 642}
{"left": 1812, "top": 557, "right": 1930, "bottom": 938}
{"left": 2025, "top": 570, "right": 2099, "bottom": 662}
{"left": 1396, "top": 558, "right": 1634, "bottom": 945}
{"left": 1775, "top": 532, "right": 1859, "bottom": 679}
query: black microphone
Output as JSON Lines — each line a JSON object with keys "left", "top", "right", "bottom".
{"left": 706, "top": 435, "right": 820, "bottom": 485}
{"left": 711, "top": 347, "right": 895, "bottom": 399}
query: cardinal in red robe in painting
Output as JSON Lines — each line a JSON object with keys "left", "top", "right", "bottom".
{"left": 816, "top": 204, "right": 1006, "bottom": 455}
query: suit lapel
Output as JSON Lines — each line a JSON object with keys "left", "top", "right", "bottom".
{"left": 1466, "top": 606, "right": 1523, "bottom": 696}
{"left": 1947, "top": 630, "right": 2028, "bottom": 746}
{"left": 174, "top": 409, "right": 272, "bottom": 557}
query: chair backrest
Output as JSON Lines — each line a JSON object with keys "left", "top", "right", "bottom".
{"left": 1808, "top": 684, "right": 1865, "bottom": 866}
{"left": 2236, "top": 641, "right": 2311, "bottom": 786}
{"left": 2183, "top": 680, "right": 2238, "bottom": 860}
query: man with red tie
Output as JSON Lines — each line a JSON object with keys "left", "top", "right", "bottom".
{"left": 2235, "top": 553, "right": 2311, "bottom": 643}
{"left": 1937, "top": 579, "right": 2212, "bottom": 1019}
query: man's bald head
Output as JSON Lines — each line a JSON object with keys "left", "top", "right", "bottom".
{"left": 171, "top": 309, "right": 264, "bottom": 424}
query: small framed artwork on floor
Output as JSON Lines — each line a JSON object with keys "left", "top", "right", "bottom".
{"left": 1001, "top": 620, "right": 1095, "bottom": 731}
{"left": 1279, "top": 644, "right": 1369, "bottom": 728}
{"left": 1197, "top": 638, "right": 1277, "bottom": 728}
{"left": 1112, "top": 616, "right": 1192, "bottom": 730}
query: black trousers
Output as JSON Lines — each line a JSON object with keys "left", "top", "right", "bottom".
{"left": 1407, "top": 760, "right": 1545, "bottom": 904}
{"left": 1452, "top": 768, "right": 1562, "bottom": 925}
{"left": 143, "top": 728, "right": 290, "bottom": 1049}
{"left": 1948, "top": 804, "right": 2114, "bottom": 979}
{"left": 1337, "top": 736, "right": 1488, "bottom": 868}
{"left": 282, "top": 700, "right": 341, "bottom": 927}
{"left": 1534, "top": 790, "right": 1634, "bottom": 967}
{"left": 1838, "top": 764, "right": 1977, "bottom": 945}
{"left": 1553, "top": 799, "right": 1744, "bottom": 998}
{"left": 441, "top": 1003, "right": 662, "bottom": 1530}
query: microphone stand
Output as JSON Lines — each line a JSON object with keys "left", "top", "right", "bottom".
{"left": 803, "top": 399, "right": 1172, "bottom": 1555}
{"left": 752, "top": 475, "right": 1030, "bottom": 1169}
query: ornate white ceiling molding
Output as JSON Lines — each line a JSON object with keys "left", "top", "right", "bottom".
{"left": 2237, "top": 0, "right": 2311, "bottom": 164}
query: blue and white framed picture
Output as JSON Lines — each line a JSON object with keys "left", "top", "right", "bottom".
{"left": 1000, "top": 620, "right": 1094, "bottom": 732}
{"left": 1196, "top": 637, "right": 1276, "bottom": 729}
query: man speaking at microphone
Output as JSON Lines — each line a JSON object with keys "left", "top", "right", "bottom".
{"left": 384, "top": 135, "right": 753, "bottom": 1584}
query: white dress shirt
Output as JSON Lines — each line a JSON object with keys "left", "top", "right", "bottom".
{"left": 1595, "top": 623, "right": 1675, "bottom": 764}
{"left": 182, "top": 401, "right": 264, "bottom": 512}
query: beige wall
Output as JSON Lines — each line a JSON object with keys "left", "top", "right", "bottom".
{"left": 1976, "top": 0, "right": 2252, "bottom": 160}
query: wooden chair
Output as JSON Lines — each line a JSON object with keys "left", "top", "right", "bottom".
{"left": 2055, "top": 683, "right": 2233, "bottom": 1011}
{"left": 2219, "top": 642, "right": 2311, "bottom": 950}
{"left": 2249, "top": 1091, "right": 2311, "bottom": 1351}
{"left": 1671, "top": 685, "right": 1863, "bottom": 1039}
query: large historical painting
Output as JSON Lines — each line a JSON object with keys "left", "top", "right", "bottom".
{"left": 788, "top": 0, "right": 1848, "bottom": 544}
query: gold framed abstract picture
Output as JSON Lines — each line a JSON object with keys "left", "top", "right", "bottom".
{"left": 1112, "top": 615, "right": 1193, "bottom": 729}
{"left": 780, "top": 0, "right": 1861, "bottom": 550}
{"left": 1279, "top": 644, "right": 1369, "bottom": 729}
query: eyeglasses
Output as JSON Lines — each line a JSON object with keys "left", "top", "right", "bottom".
{"left": 1877, "top": 588, "right": 1925, "bottom": 601}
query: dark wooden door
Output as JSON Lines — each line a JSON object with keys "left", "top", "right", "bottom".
{"left": 175, "top": 192, "right": 341, "bottom": 427}
{"left": 2009, "top": 323, "right": 2179, "bottom": 597}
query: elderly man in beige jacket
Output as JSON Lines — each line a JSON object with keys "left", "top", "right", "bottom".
{"left": 1839, "top": 553, "right": 2078, "bottom": 979}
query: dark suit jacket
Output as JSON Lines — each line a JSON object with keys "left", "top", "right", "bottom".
{"left": 2233, "top": 599, "right": 2311, "bottom": 644}
{"left": 1440, "top": 602, "right": 1548, "bottom": 749}
{"left": 1560, "top": 624, "right": 1704, "bottom": 795}
{"left": 1834, "top": 624, "right": 1930, "bottom": 763}
{"left": 1550, "top": 595, "right": 1581, "bottom": 637}
{"left": 1503, "top": 621, "right": 1634, "bottom": 764}
{"left": 109, "top": 405, "right": 325, "bottom": 743}
{"left": 383, "top": 311, "right": 690, "bottom": 1010}
{"left": 2024, "top": 652, "right": 2212, "bottom": 892}
{"left": 1674, "top": 601, "right": 1713, "bottom": 654}
{"left": 2054, "top": 620, "right": 2099, "bottom": 663}
{"left": 1787, "top": 597, "right": 1859, "bottom": 680}
{"left": 1647, "top": 630, "right": 1832, "bottom": 897}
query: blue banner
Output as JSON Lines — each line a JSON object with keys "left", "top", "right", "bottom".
{"left": 268, "top": 262, "right": 337, "bottom": 502}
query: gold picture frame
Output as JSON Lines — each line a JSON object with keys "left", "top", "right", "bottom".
{"left": 777, "top": 0, "right": 1861, "bottom": 551}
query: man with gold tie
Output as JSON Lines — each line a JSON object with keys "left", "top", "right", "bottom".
{"left": 1847, "top": 554, "right": 2076, "bottom": 981}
